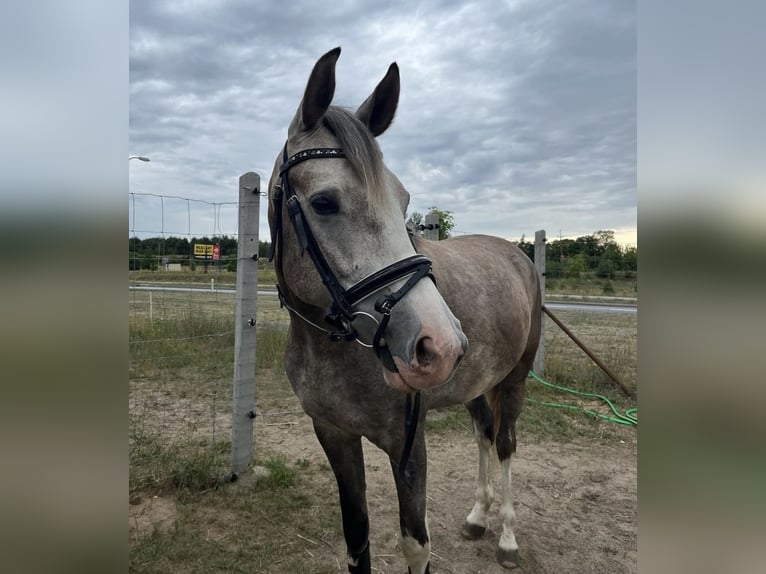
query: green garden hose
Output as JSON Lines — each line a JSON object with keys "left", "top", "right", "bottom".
{"left": 528, "top": 370, "right": 637, "bottom": 426}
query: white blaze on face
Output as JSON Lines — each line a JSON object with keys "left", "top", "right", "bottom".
{"left": 335, "top": 179, "right": 466, "bottom": 391}
{"left": 382, "top": 276, "right": 467, "bottom": 391}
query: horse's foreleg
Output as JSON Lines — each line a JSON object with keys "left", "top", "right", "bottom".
{"left": 493, "top": 369, "right": 527, "bottom": 569}
{"left": 390, "top": 433, "right": 431, "bottom": 574}
{"left": 462, "top": 396, "right": 494, "bottom": 539}
{"left": 312, "top": 420, "right": 371, "bottom": 574}
{"left": 496, "top": 454, "right": 519, "bottom": 568}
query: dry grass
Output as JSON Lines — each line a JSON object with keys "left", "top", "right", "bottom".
{"left": 546, "top": 275, "right": 637, "bottom": 298}
{"left": 519, "top": 309, "right": 636, "bottom": 441}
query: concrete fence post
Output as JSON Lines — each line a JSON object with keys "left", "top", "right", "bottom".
{"left": 533, "top": 230, "right": 546, "bottom": 376}
{"left": 230, "top": 172, "right": 260, "bottom": 476}
{"left": 424, "top": 211, "right": 440, "bottom": 241}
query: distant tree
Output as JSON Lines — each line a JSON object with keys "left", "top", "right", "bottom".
{"left": 594, "top": 229, "right": 616, "bottom": 247}
{"left": 567, "top": 253, "right": 587, "bottom": 278}
{"left": 529, "top": 229, "right": 638, "bottom": 280}
{"left": 218, "top": 235, "right": 237, "bottom": 257}
{"left": 623, "top": 245, "right": 637, "bottom": 277}
{"left": 515, "top": 234, "right": 535, "bottom": 260}
{"left": 593, "top": 230, "right": 620, "bottom": 278}
{"left": 575, "top": 234, "right": 601, "bottom": 266}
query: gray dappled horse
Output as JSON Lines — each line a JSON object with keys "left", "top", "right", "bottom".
{"left": 267, "top": 47, "right": 541, "bottom": 573}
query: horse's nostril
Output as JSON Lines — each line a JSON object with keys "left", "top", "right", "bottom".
{"left": 415, "top": 336, "right": 436, "bottom": 368}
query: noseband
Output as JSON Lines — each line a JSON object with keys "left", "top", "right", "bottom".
{"left": 268, "top": 144, "right": 434, "bottom": 361}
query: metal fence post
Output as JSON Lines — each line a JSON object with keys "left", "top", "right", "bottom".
{"left": 424, "top": 211, "right": 440, "bottom": 240}
{"left": 230, "top": 172, "right": 260, "bottom": 476}
{"left": 533, "top": 229, "right": 546, "bottom": 376}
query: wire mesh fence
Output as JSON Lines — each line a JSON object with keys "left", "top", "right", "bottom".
{"left": 129, "top": 276, "right": 238, "bottom": 491}
{"left": 129, "top": 191, "right": 240, "bottom": 272}
{"left": 128, "top": 193, "right": 637, "bottom": 493}
{"left": 128, "top": 187, "right": 309, "bottom": 492}
{"left": 129, "top": 191, "right": 243, "bottom": 492}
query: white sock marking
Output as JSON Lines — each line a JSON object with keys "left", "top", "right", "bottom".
{"left": 401, "top": 534, "right": 430, "bottom": 574}
{"left": 498, "top": 456, "right": 518, "bottom": 552}
{"left": 401, "top": 512, "right": 431, "bottom": 574}
{"left": 466, "top": 420, "right": 494, "bottom": 529}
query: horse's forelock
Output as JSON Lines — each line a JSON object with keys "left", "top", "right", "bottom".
{"left": 321, "top": 106, "right": 385, "bottom": 202}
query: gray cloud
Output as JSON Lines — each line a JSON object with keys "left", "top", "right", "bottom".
{"left": 129, "top": 0, "right": 635, "bottom": 245}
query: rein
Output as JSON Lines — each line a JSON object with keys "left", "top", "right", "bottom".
{"left": 269, "top": 144, "right": 431, "bottom": 485}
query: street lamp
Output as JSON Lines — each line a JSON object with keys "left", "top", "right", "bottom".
{"left": 129, "top": 156, "right": 150, "bottom": 162}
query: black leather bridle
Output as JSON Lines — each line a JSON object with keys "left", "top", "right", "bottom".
{"left": 269, "top": 144, "right": 434, "bottom": 357}
{"left": 268, "top": 144, "right": 432, "bottom": 484}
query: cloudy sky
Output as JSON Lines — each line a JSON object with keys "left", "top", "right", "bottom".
{"left": 129, "top": 0, "right": 636, "bottom": 246}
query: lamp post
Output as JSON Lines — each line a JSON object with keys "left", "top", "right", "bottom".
{"left": 129, "top": 155, "right": 151, "bottom": 270}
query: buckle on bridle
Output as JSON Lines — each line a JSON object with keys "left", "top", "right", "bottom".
{"left": 285, "top": 194, "right": 301, "bottom": 215}
{"left": 329, "top": 329, "right": 357, "bottom": 343}
{"left": 375, "top": 297, "right": 394, "bottom": 316}
{"left": 325, "top": 314, "right": 357, "bottom": 343}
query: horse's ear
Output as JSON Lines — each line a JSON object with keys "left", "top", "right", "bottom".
{"left": 355, "top": 62, "right": 400, "bottom": 137}
{"left": 289, "top": 47, "right": 341, "bottom": 136}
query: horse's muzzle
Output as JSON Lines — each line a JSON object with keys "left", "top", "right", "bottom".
{"left": 383, "top": 326, "right": 467, "bottom": 392}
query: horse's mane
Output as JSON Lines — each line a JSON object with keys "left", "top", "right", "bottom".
{"left": 322, "top": 106, "right": 385, "bottom": 200}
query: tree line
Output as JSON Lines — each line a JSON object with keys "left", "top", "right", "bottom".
{"left": 129, "top": 229, "right": 636, "bottom": 279}
{"left": 515, "top": 230, "right": 636, "bottom": 280}
{"left": 128, "top": 236, "right": 271, "bottom": 271}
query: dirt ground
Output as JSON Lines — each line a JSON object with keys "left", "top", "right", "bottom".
{"left": 256, "top": 414, "right": 636, "bottom": 574}
{"left": 130, "top": 410, "right": 636, "bottom": 573}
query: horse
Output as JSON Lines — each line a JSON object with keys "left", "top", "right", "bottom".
{"left": 266, "top": 47, "right": 541, "bottom": 574}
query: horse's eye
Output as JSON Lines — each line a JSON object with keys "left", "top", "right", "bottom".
{"left": 310, "top": 194, "right": 339, "bottom": 215}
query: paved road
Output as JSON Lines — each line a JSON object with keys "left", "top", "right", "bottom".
{"left": 544, "top": 301, "right": 636, "bottom": 314}
{"left": 130, "top": 284, "right": 637, "bottom": 314}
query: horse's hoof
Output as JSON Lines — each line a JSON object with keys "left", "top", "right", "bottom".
{"left": 461, "top": 521, "right": 487, "bottom": 539}
{"left": 496, "top": 547, "right": 520, "bottom": 569}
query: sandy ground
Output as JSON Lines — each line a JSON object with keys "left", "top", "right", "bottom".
{"left": 257, "top": 414, "right": 636, "bottom": 574}
{"left": 130, "top": 411, "right": 636, "bottom": 573}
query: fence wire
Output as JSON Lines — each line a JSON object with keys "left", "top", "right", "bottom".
{"left": 128, "top": 191, "right": 308, "bottom": 492}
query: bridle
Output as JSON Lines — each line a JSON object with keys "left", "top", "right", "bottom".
{"left": 268, "top": 143, "right": 433, "bottom": 484}
{"left": 268, "top": 144, "right": 434, "bottom": 360}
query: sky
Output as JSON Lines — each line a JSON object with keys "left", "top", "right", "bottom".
{"left": 129, "top": 0, "right": 636, "bottom": 247}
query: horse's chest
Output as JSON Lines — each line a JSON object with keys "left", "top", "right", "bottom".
{"left": 283, "top": 336, "right": 398, "bottom": 432}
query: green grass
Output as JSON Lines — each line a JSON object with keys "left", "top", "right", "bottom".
{"left": 425, "top": 405, "right": 472, "bottom": 433}
{"left": 129, "top": 419, "right": 230, "bottom": 495}
{"left": 128, "top": 264, "right": 278, "bottom": 289}
{"left": 257, "top": 454, "right": 297, "bottom": 489}
{"left": 255, "top": 326, "right": 288, "bottom": 370}
{"left": 520, "top": 309, "right": 637, "bottom": 441}
{"left": 129, "top": 450, "right": 342, "bottom": 574}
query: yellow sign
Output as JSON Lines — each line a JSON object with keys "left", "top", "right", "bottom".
{"left": 194, "top": 244, "right": 214, "bottom": 256}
